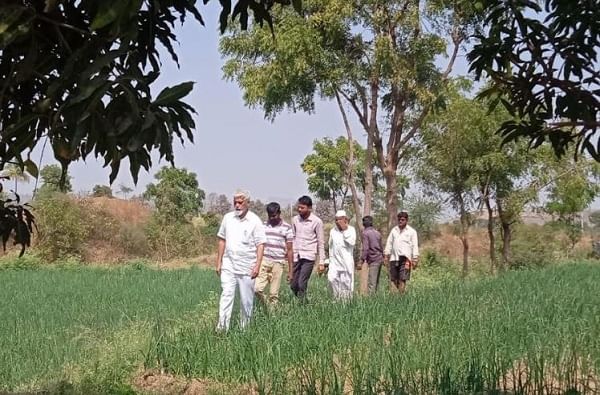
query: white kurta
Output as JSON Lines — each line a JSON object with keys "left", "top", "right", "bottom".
{"left": 327, "top": 225, "right": 356, "bottom": 300}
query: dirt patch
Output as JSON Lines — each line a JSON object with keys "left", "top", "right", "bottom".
{"left": 133, "top": 371, "right": 256, "bottom": 395}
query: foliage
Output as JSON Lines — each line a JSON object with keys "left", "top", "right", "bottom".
{"left": 544, "top": 155, "right": 600, "bottom": 248}
{"left": 145, "top": 217, "right": 207, "bottom": 260}
{"left": 509, "top": 224, "right": 561, "bottom": 269}
{"left": 92, "top": 184, "right": 113, "bottom": 198}
{"left": 204, "top": 193, "right": 231, "bottom": 216}
{"left": 33, "top": 193, "right": 90, "bottom": 262}
{"left": 469, "top": 0, "right": 600, "bottom": 160}
{"left": 0, "top": 266, "right": 219, "bottom": 391}
{"left": 404, "top": 195, "right": 441, "bottom": 241}
{"left": 0, "top": 164, "right": 31, "bottom": 193}
{"left": 221, "top": 0, "right": 482, "bottom": 227}
{"left": 143, "top": 166, "right": 205, "bottom": 221}
{"left": 117, "top": 223, "right": 150, "bottom": 257}
{"left": 145, "top": 264, "right": 600, "bottom": 394}
{"left": 0, "top": 188, "right": 35, "bottom": 257}
{"left": 0, "top": 0, "right": 298, "bottom": 186}
{"left": 301, "top": 137, "right": 365, "bottom": 212}
{"left": 38, "top": 164, "right": 72, "bottom": 194}
{"left": 117, "top": 184, "right": 133, "bottom": 198}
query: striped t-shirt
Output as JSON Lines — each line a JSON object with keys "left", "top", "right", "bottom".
{"left": 264, "top": 220, "right": 294, "bottom": 261}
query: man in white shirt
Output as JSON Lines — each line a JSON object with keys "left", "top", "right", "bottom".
{"left": 324, "top": 210, "right": 357, "bottom": 301}
{"left": 384, "top": 211, "right": 419, "bottom": 294}
{"left": 215, "top": 190, "right": 266, "bottom": 331}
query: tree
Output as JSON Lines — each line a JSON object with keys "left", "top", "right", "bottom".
{"left": 0, "top": 163, "right": 30, "bottom": 194}
{"left": 221, "top": 0, "right": 479, "bottom": 230}
{"left": 419, "top": 93, "right": 481, "bottom": 276}
{"left": 118, "top": 183, "right": 133, "bottom": 199}
{"left": 545, "top": 156, "right": 600, "bottom": 250}
{"left": 143, "top": 166, "right": 205, "bottom": 221}
{"left": 205, "top": 192, "right": 231, "bottom": 216}
{"left": 0, "top": 0, "right": 298, "bottom": 186}
{"left": 469, "top": 0, "right": 600, "bottom": 161}
{"left": 38, "top": 164, "right": 72, "bottom": 193}
{"left": 92, "top": 184, "right": 113, "bottom": 198}
{"left": 301, "top": 137, "right": 365, "bottom": 213}
{"left": 404, "top": 195, "right": 441, "bottom": 242}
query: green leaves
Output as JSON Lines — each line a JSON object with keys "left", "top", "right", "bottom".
{"left": 468, "top": 0, "right": 600, "bottom": 161}
{"left": 0, "top": 1, "right": 296, "bottom": 186}
{"left": 153, "top": 82, "right": 195, "bottom": 106}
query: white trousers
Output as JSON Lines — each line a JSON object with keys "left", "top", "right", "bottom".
{"left": 328, "top": 271, "right": 353, "bottom": 301}
{"left": 217, "top": 269, "right": 255, "bottom": 331}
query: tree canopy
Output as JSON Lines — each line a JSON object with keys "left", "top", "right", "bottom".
{"left": 469, "top": 0, "right": 600, "bottom": 160}
{"left": 0, "top": 0, "right": 298, "bottom": 185}
{"left": 221, "top": 0, "right": 480, "bottom": 228}
{"left": 143, "top": 166, "right": 205, "bottom": 221}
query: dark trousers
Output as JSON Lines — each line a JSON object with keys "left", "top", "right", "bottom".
{"left": 290, "top": 258, "right": 314, "bottom": 298}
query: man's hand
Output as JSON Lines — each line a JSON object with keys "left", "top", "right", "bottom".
{"left": 250, "top": 263, "right": 260, "bottom": 279}
{"left": 412, "top": 258, "right": 419, "bottom": 269}
{"left": 287, "top": 272, "right": 293, "bottom": 283}
{"left": 356, "top": 261, "right": 364, "bottom": 271}
{"left": 383, "top": 257, "right": 389, "bottom": 268}
{"left": 215, "top": 263, "right": 222, "bottom": 277}
{"left": 317, "top": 264, "right": 326, "bottom": 275}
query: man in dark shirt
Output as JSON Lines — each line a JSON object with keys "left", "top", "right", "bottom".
{"left": 357, "top": 216, "right": 384, "bottom": 294}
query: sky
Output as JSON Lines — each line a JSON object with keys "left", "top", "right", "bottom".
{"left": 11, "top": 3, "right": 476, "bottom": 205}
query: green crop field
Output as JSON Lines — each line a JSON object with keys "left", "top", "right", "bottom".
{"left": 1, "top": 262, "right": 599, "bottom": 394}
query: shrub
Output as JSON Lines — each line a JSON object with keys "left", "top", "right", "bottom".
{"left": 509, "top": 224, "right": 561, "bottom": 269}
{"left": 117, "top": 223, "right": 149, "bottom": 257}
{"left": 145, "top": 216, "right": 207, "bottom": 261}
{"left": 34, "top": 193, "right": 90, "bottom": 262}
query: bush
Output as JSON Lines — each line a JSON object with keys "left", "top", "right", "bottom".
{"left": 118, "top": 223, "right": 149, "bottom": 257}
{"left": 145, "top": 216, "right": 208, "bottom": 261}
{"left": 34, "top": 193, "right": 90, "bottom": 262}
{"left": 509, "top": 224, "right": 561, "bottom": 269}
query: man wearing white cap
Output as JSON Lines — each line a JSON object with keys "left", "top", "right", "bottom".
{"left": 323, "top": 210, "right": 357, "bottom": 301}
{"left": 215, "top": 189, "right": 266, "bottom": 331}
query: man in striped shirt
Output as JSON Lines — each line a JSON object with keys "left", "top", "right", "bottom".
{"left": 254, "top": 202, "right": 294, "bottom": 306}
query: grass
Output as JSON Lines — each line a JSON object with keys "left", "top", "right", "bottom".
{"left": 0, "top": 260, "right": 598, "bottom": 393}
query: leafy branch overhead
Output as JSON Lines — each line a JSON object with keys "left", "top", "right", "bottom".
{"left": 0, "top": 0, "right": 299, "bottom": 186}
{"left": 469, "top": 0, "right": 600, "bottom": 161}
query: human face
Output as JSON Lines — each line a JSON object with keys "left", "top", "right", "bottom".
{"left": 297, "top": 203, "right": 311, "bottom": 218}
{"left": 267, "top": 211, "right": 281, "bottom": 226}
{"left": 233, "top": 197, "right": 248, "bottom": 217}
{"left": 335, "top": 216, "right": 348, "bottom": 230}
{"left": 397, "top": 216, "right": 408, "bottom": 229}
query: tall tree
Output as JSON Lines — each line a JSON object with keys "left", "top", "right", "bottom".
{"left": 0, "top": 163, "right": 30, "bottom": 194}
{"left": 221, "top": 0, "right": 480, "bottom": 229}
{"left": 38, "top": 163, "right": 72, "bottom": 193}
{"left": 545, "top": 156, "right": 600, "bottom": 250}
{"left": 419, "top": 92, "right": 481, "bottom": 276}
{"left": 469, "top": 0, "right": 600, "bottom": 160}
{"left": 0, "top": 0, "right": 297, "bottom": 185}
{"left": 301, "top": 137, "right": 365, "bottom": 214}
{"left": 117, "top": 183, "right": 133, "bottom": 198}
{"left": 143, "top": 166, "right": 205, "bottom": 222}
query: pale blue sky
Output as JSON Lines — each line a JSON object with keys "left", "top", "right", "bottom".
{"left": 23, "top": 4, "right": 472, "bottom": 204}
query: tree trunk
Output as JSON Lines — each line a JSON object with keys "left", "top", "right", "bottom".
{"left": 458, "top": 195, "right": 470, "bottom": 277}
{"left": 334, "top": 91, "right": 363, "bottom": 235}
{"left": 383, "top": 166, "right": 398, "bottom": 233}
{"left": 363, "top": 131, "right": 374, "bottom": 216}
{"left": 483, "top": 191, "right": 497, "bottom": 274}
{"left": 497, "top": 199, "right": 511, "bottom": 269}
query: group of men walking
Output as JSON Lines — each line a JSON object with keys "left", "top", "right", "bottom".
{"left": 215, "top": 190, "right": 419, "bottom": 331}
